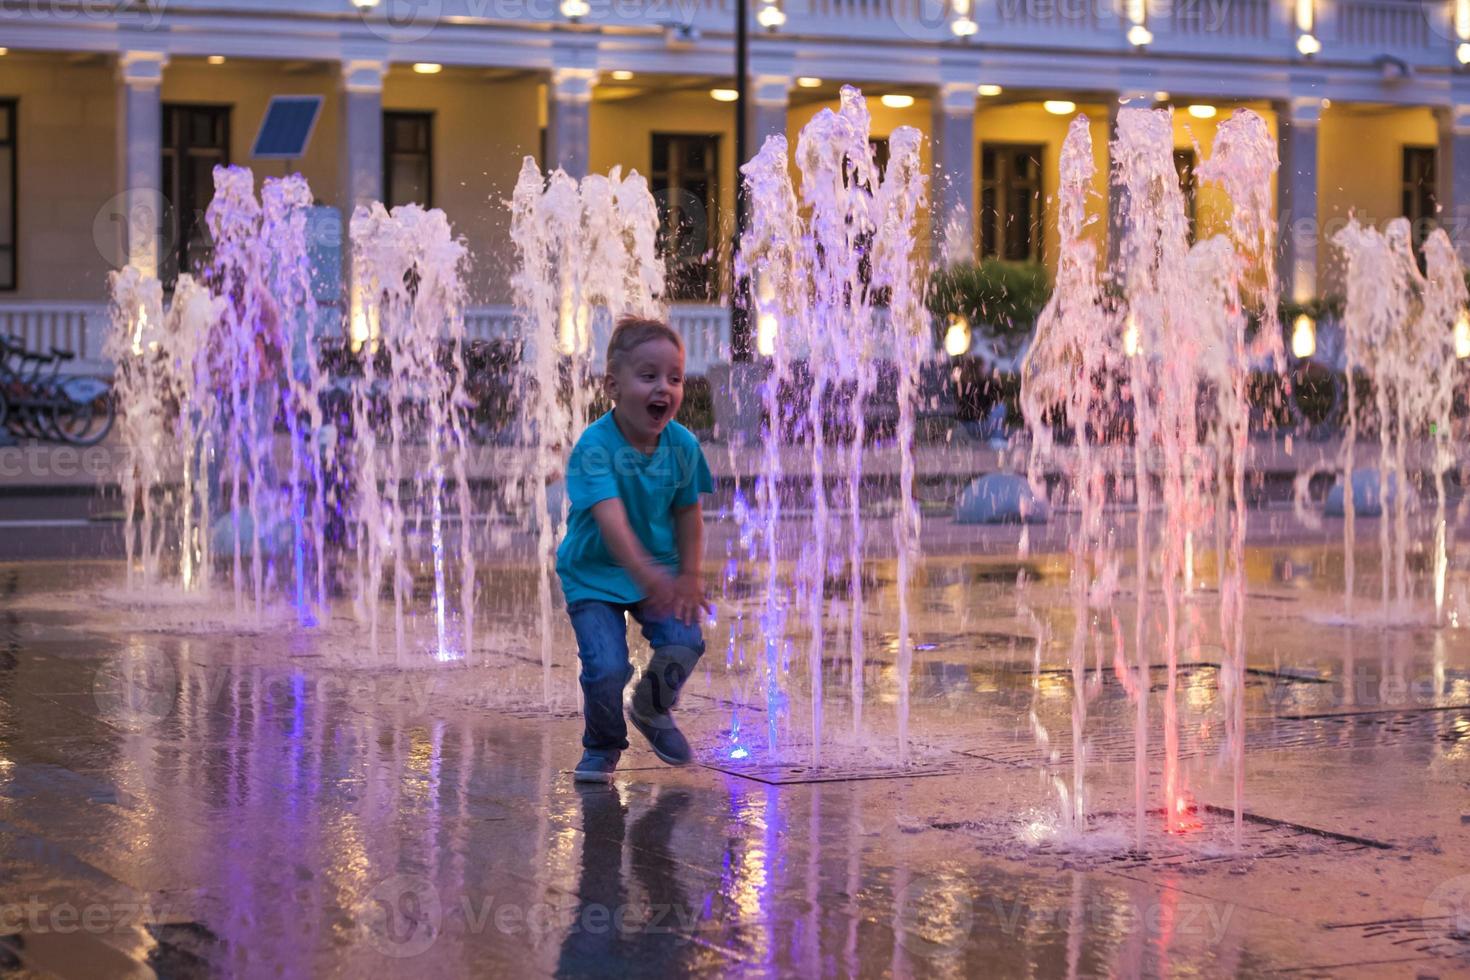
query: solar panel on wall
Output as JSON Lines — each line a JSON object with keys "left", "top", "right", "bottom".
{"left": 252, "top": 96, "right": 324, "bottom": 159}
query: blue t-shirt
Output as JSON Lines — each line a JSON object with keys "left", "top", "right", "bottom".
{"left": 555, "top": 412, "right": 714, "bottom": 605}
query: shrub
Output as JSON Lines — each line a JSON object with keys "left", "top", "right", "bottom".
{"left": 676, "top": 375, "right": 714, "bottom": 436}
{"left": 927, "top": 260, "right": 1051, "bottom": 343}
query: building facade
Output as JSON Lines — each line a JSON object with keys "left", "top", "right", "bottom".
{"left": 0, "top": 0, "right": 1468, "bottom": 369}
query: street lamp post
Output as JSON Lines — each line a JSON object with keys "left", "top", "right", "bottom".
{"left": 731, "top": 0, "right": 752, "bottom": 360}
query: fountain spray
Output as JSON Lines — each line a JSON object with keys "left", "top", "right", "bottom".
{"left": 509, "top": 158, "right": 666, "bottom": 705}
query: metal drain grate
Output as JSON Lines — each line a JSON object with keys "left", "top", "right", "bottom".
{"left": 960, "top": 706, "right": 1470, "bottom": 768}
{"left": 699, "top": 742, "right": 1010, "bottom": 785}
{"left": 926, "top": 803, "right": 1394, "bottom": 871}
{"left": 1325, "top": 916, "right": 1470, "bottom": 962}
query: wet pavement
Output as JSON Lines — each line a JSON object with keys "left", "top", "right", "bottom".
{"left": 1, "top": 545, "right": 1469, "bottom": 978}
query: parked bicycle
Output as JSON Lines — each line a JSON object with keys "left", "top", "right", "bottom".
{"left": 0, "top": 336, "right": 115, "bottom": 446}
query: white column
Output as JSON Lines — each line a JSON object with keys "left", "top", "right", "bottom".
{"left": 117, "top": 50, "right": 167, "bottom": 276}
{"left": 1277, "top": 95, "right": 1322, "bottom": 302}
{"left": 751, "top": 73, "right": 791, "bottom": 150}
{"left": 547, "top": 67, "right": 595, "bottom": 177}
{"left": 1106, "top": 98, "right": 1125, "bottom": 268}
{"left": 1437, "top": 103, "right": 1470, "bottom": 258}
{"left": 341, "top": 59, "right": 386, "bottom": 214}
{"left": 932, "top": 79, "right": 976, "bottom": 262}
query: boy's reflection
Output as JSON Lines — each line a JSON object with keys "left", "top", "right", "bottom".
{"left": 556, "top": 783, "right": 695, "bottom": 978}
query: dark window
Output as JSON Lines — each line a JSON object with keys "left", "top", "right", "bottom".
{"left": 852, "top": 137, "right": 891, "bottom": 299}
{"left": 1174, "top": 148, "right": 1198, "bottom": 243}
{"left": 980, "top": 143, "right": 1044, "bottom": 262}
{"left": 651, "top": 133, "right": 719, "bottom": 301}
{"left": 161, "top": 104, "right": 230, "bottom": 286}
{"left": 1403, "top": 145, "right": 1437, "bottom": 257}
{"left": 869, "top": 137, "right": 890, "bottom": 179}
{"left": 0, "top": 99, "right": 15, "bottom": 290}
{"left": 384, "top": 111, "right": 433, "bottom": 209}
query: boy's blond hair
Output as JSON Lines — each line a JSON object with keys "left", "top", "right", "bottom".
{"left": 606, "top": 315, "right": 683, "bottom": 373}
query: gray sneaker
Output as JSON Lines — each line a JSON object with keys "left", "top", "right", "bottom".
{"left": 573, "top": 750, "right": 620, "bottom": 783}
{"left": 629, "top": 710, "right": 693, "bottom": 766}
{"left": 630, "top": 644, "right": 701, "bottom": 767}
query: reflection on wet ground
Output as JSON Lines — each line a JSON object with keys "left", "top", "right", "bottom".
{"left": 0, "top": 545, "right": 1469, "bottom": 977}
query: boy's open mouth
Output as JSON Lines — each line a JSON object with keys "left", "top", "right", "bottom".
{"left": 647, "top": 400, "right": 669, "bottom": 423}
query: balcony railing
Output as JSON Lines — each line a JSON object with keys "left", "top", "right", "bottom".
{"left": 464, "top": 304, "right": 731, "bottom": 374}
{"left": 1333, "top": 0, "right": 1437, "bottom": 50}
{"left": 0, "top": 303, "right": 111, "bottom": 376}
{"left": 27, "top": 0, "right": 1458, "bottom": 68}
{"left": 0, "top": 302, "right": 734, "bottom": 378}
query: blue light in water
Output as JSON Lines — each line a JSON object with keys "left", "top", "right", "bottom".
{"left": 729, "top": 747, "right": 749, "bottom": 759}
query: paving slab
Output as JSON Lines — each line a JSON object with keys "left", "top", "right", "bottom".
{"left": 0, "top": 545, "right": 1468, "bottom": 978}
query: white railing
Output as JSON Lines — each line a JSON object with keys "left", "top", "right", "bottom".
{"left": 1332, "top": 0, "right": 1435, "bottom": 50}
{"left": 1169, "top": 0, "right": 1271, "bottom": 38}
{"left": 464, "top": 304, "right": 732, "bottom": 375}
{"left": 464, "top": 306, "right": 519, "bottom": 343}
{"left": 0, "top": 301, "right": 732, "bottom": 378}
{"left": 12, "top": 0, "right": 1453, "bottom": 68}
{"left": 0, "top": 302, "right": 110, "bottom": 375}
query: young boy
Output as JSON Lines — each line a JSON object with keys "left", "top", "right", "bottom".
{"left": 556, "top": 315, "right": 714, "bottom": 783}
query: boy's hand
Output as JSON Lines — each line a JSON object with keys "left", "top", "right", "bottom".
{"left": 639, "top": 567, "right": 680, "bottom": 621}
{"left": 671, "top": 572, "right": 713, "bottom": 626}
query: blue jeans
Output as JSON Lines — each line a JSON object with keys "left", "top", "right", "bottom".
{"left": 567, "top": 599, "right": 705, "bottom": 754}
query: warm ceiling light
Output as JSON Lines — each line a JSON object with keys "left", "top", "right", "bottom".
{"left": 1291, "top": 314, "right": 1316, "bottom": 359}
{"left": 560, "top": 0, "right": 591, "bottom": 16}
{"left": 1154, "top": 90, "right": 1169, "bottom": 101}
{"left": 711, "top": 88, "right": 740, "bottom": 102}
{"left": 756, "top": 2, "right": 787, "bottom": 27}
{"left": 1459, "top": 42, "right": 1470, "bottom": 64}
{"left": 207, "top": 55, "right": 226, "bottom": 65}
{"left": 944, "top": 314, "right": 972, "bottom": 357}
{"left": 1123, "top": 312, "right": 1141, "bottom": 357}
{"left": 0, "top": 48, "right": 9, "bottom": 56}
{"left": 1127, "top": 24, "right": 1153, "bottom": 45}
{"left": 796, "top": 76, "right": 822, "bottom": 88}
{"left": 610, "top": 69, "right": 634, "bottom": 81}
{"left": 880, "top": 94, "right": 915, "bottom": 109}
{"left": 757, "top": 312, "right": 779, "bottom": 357}
{"left": 978, "top": 84, "right": 1002, "bottom": 97}
{"left": 1043, "top": 100, "right": 1076, "bottom": 115}
{"left": 951, "top": 16, "right": 978, "bottom": 36}
{"left": 1296, "top": 32, "right": 1321, "bottom": 55}
{"left": 413, "top": 62, "right": 443, "bottom": 74}
{"left": 1456, "top": 310, "right": 1470, "bottom": 359}
{"left": 1187, "top": 103, "right": 1217, "bottom": 119}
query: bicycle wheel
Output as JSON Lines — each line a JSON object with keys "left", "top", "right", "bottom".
{"left": 53, "top": 392, "right": 115, "bottom": 447}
